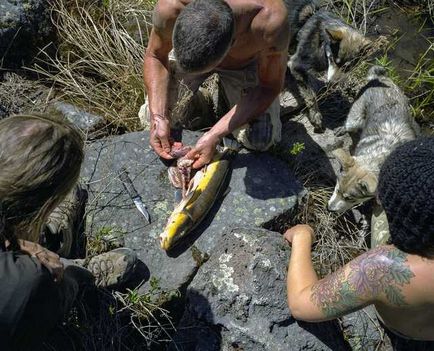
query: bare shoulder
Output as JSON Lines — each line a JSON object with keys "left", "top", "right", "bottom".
{"left": 152, "top": 0, "right": 187, "bottom": 32}
{"left": 310, "top": 245, "right": 415, "bottom": 319}
{"left": 349, "top": 246, "right": 415, "bottom": 305}
{"left": 252, "top": 0, "right": 289, "bottom": 49}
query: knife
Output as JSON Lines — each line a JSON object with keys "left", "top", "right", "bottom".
{"left": 118, "top": 167, "right": 151, "bottom": 224}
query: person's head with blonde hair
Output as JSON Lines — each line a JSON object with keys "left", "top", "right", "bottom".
{"left": 0, "top": 114, "right": 84, "bottom": 247}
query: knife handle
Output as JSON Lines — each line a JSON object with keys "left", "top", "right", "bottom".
{"left": 119, "top": 168, "right": 139, "bottom": 199}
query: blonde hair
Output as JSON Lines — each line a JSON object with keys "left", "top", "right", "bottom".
{"left": 0, "top": 114, "right": 84, "bottom": 245}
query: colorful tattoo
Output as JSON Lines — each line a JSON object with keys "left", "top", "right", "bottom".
{"left": 311, "top": 247, "right": 415, "bottom": 318}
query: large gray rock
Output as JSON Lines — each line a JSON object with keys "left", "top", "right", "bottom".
{"left": 171, "top": 227, "right": 350, "bottom": 351}
{"left": 341, "top": 306, "right": 390, "bottom": 351}
{"left": 52, "top": 102, "right": 106, "bottom": 138}
{"left": 81, "top": 130, "right": 302, "bottom": 293}
{"left": 81, "top": 131, "right": 200, "bottom": 293}
{"left": 0, "top": 0, "right": 53, "bottom": 67}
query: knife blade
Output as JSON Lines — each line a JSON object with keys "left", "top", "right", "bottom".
{"left": 119, "top": 168, "right": 151, "bottom": 224}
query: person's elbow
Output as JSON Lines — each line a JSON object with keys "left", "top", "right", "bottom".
{"left": 287, "top": 295, "right": 309, "bottom": 321}
{"left": 287, "top": 290, "right": 325, "bottom": 322}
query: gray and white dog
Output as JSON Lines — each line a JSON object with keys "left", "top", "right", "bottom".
{"left": 286, "top": 1, "right": 371, "bottom": 131}
{"left": 328, "top": 66, "right": 419, "bottom": 212}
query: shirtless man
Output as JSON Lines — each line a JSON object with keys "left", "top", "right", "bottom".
{"left": 285, "top": 137, "right": 434, "bottom": 349}
{"left": 143, "top": 0, "right": 289, "bottom": 169}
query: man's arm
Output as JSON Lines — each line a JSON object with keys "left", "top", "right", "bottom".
{"left": 143, "top": 0, "right": 181, "bottom": 159}
{"left": 285, "top": 225, "right": 415, "bottom": 322}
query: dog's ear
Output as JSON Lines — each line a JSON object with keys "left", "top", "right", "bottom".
{"left": 326, "top": 27, "right": 346, "bottom": 41}
{"left": 333, "top": 148, "right": 354, "bottom": 170}
{"left": 358, "top": 174, "right": 378, "bottom": 195}
{"left": 326, "top": 27, "right": 371, "bottom": 48}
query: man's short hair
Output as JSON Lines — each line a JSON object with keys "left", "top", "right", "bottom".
{"left": 173, "top": 0, "right": 234, "bottom": 73}
{"left": 378, "top": 137, "right": 434, "bottom": 257}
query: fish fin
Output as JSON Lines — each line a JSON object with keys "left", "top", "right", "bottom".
{"left": 183, "top": 170, "right": 205, "bottom": 199}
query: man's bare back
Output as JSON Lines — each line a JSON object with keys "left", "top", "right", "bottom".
{"left": 375, "top": 250, "right": 434, "bottom": 340}
{"left": 144, "top": 0, "right": 289, "bottom": 167}
{"left": 153, "top": 0, "right": 288, "bottom": 69}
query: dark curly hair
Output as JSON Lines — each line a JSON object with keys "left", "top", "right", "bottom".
{"left": 173, "top": 0, "right": 234, "bottom": 73}
{"left": 378, "top": 137, "right": 434, "bottom": 257}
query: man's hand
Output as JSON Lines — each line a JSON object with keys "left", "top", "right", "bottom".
{"left": 186, "top": 132, "right": 221, "bottom": 169}
{"left": 18, "top": 239, "right": 64, "bottom": 282}
{"left": 284, "top": 224, "right": 315, "bottom": 245}
{"left": 150, "top": 114, "right": 174, "bottom": 160}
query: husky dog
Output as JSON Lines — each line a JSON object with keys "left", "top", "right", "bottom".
{"left": 328, "top": 66, "right": 419, "bottom": 212}
{"left": 288, "top": 8, "right": 371, "bottom": 131}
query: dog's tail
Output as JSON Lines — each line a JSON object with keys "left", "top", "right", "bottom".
{"left": 367, "top": 65, "right": 388, "bottom": 80}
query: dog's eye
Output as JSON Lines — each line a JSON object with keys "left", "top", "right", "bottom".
{"left": 342, "top": 193, "right": 353, "bottom": 201}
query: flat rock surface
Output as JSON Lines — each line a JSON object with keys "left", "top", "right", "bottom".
{"left": 170, "top": 227, "right": 350, "bottom": 351}
{"left": 53, "top": 102, "right": 106, "bottom": 137}
{"left": 81, "top": 130, "right": 302, "bottom": 293}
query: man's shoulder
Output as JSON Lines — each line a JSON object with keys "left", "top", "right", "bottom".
{"left": 352, "top": 245, "right": 411, "bottom": 270}
{"left": 348, "top": 245, "right": 416, "bottom": 305}
{"left": 252, "top": 0, "right": 289, "bottom": 45}
{"left": 152, "top": 0, "right": 187, "bottom": 30}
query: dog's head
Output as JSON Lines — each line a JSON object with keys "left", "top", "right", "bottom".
{"left": 328, "top": 149, "right": 377, "bottom": 213}
{"left": 325, "top": 26, "right": 371, "bottom": 82}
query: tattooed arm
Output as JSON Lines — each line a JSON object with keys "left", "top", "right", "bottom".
{"left": 285, "top": 225, "right": 415, "bottom": 322}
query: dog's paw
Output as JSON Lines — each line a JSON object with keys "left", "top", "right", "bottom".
{"left": 308, "top": 110, "right": 324, "bottom": 133}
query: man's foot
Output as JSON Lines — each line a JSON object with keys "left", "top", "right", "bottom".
{"left": 44, "top": 185, "right": 88, "bottom": 257}
{"left": 72, "top": 248, "right": 137, "bottom": 289}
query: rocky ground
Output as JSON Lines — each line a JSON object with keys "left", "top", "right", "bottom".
{"left": 1, "top": 0, "right": 433, "bottom": 350}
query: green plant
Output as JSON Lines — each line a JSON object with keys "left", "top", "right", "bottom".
{"left": 86, "top": 226, "right": 126, "bottom": 255}
{"left": 375, "top": 54, "right": 402, "bottom": 85}
{"left": 114, "top": 285, "right": 180, "bottom": 347}
{"left": 407, "top": 43, "right": 434, "bottom": 123}
{"left": 289, "top": 142, "right": 305, "bottom": 156}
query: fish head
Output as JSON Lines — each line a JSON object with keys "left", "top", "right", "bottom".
{"left": 159, "top": 211, "right": 193, "bottom": 251}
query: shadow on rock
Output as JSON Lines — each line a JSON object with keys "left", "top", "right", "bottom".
{"left": 318, "top": 89, "right": 352, "bottom": 131}
{"left": 280, "top": 119, "right": 340, "bottom": 185}
{"left": 298, "top": 320, "right": 352, "bottom": 351}
{"left": 233, "top": 152, "right": 302, "bottom": 201}
{"left": 168, "top": 289, "right": 222, "bottom": 351}
{"left": 125, "top": 260, "right": 151, "bottom": 289}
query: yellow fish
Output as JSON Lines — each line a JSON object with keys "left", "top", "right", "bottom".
{"left": 160, "top": 147, "right": 235, "bottom": 251}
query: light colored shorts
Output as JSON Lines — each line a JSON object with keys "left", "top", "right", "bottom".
{"left": 140, "top": 54, "right": 281, "bottom": 151}
{"left": 371, "top": 202, "right": 390, "bottom": 248}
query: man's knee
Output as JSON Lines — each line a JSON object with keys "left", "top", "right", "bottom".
{"left": 233, "top": 110, "right": 282, "bottom": 151}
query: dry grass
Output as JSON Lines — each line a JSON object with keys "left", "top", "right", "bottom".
{"left": 294, "top": 180, "right": 369, "bottom": 277}
{"left": 43, "top": 284, "right": 179, "bottom": 351}
{"left": 32, "top": 0, "right": 153, "bottom": 131}
{"left": 321, "top": 0, "right": 388, "bottom": 34}
{"left": 0, "top": 72, "right": 54, "bottom": 117}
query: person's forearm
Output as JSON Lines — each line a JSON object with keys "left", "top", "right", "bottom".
{"left": 143, "top": 54, "right": 171, "bottom": 120}
{"left": 208, "top": 86, "right": 279, "bottom": 139}
{"left": 287, "top": 233, "right": 318, "bottom": 301}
